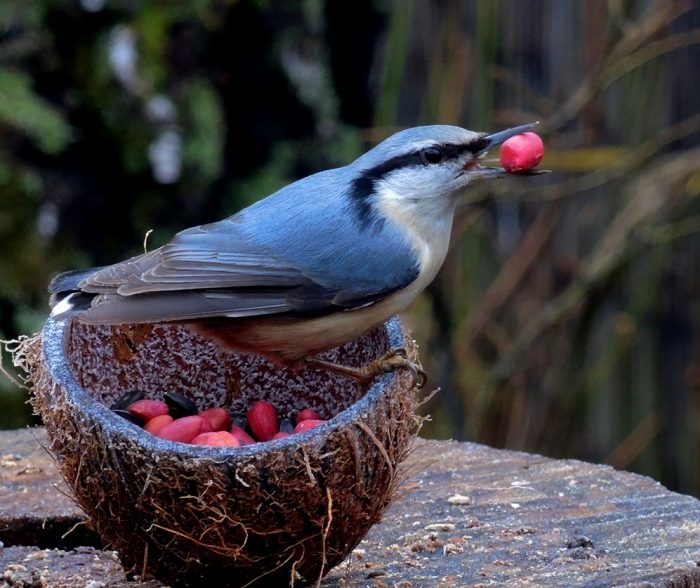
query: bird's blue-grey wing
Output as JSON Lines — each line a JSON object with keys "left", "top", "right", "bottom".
{"left": 81, "top": 222, "right": 304, "bottom": 294}
{"left": 67, "top": 168, "right": 420, "bottom": 324}
{"left": 236, "top": 167, "right": 420, "bottom": 310}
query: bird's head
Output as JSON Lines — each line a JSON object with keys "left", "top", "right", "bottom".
{"left": 348, "top": 123, "right": 539, "bottom": 227}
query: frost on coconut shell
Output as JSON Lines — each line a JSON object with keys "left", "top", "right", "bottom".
{"left": 15, "top": 316, "right": 422, "bottom": 587}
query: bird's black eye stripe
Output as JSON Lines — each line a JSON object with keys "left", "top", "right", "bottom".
{"left": 359, "top": 138, "right": 491, "bottom": 182}
{"left": 421, "top": 146, "right": 445, "bottom": 164}
{"left": 348, "top": 136, "right": 490, "bottom": 230}
{"left": 465, "top": 136, "right": 490, "bottom": 154}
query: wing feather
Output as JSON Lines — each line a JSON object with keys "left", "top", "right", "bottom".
{"left": 55, "top": 175, "right": 422, "bottom": 324}
{"left": 81, "top": 290, "right": 293, "bottom": 324}
{"left": 80, "top": 220, "right": 307, "bottom": 296}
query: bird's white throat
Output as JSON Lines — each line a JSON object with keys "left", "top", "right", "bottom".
{"left": 375, "top": 181, "right": 456, "bottom": 291}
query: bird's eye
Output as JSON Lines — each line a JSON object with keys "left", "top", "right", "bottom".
{"left": 421, "top": 146, "right": 445, "bottom": 165}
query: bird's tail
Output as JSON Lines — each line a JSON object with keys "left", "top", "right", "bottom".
{"left": 48, "top": 267, "right": 103, "bottom": 295}
{"left": 48, "top": 266, "right": 104, "bottom": 318}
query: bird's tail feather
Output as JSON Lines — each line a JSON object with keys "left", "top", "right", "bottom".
{"left": 48, "top": 266, "right": 105, "bottom": 295}
{"left": 48, "top": 266, "right": 104, "bottom": 318}
{"left": 49, "top": 291, "right": 97, "bottom": 319}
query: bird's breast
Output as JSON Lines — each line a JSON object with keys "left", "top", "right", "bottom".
{"left": 375, "top": 190, "right": 454, "bottom": 296}
{"left": 192, "top": 270, "right": 431, "bottom": 366}
{"left": 212, "top": 286, "right": 416, "bottom": 362}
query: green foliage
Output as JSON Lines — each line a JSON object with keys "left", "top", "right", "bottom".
{"left": 181, "top": 79, "right": 224, "bottom": 186}
{"left": 0, "top": 68, "right": 71, "bottom": 154}
{"left": 374, "top": 0, "right": 414, "bottom": 127}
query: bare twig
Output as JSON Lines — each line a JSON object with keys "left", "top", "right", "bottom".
{"left": 454, "top": 203, "right": 562, "bottom": 355}
{"left": 605, "top": 412, "right": 664, "bottom": 469}
{"left": 541, "top": 1, "right": 695, "bottom": 133}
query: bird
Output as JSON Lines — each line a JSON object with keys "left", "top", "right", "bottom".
{"left": 50, "top": 123, "right": 542, "bottom": 385}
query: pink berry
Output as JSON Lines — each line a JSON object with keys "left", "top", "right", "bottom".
{"left": 127, "top": 399, "right": 169, "bottom": 421}
{"left": 499, "top": 132, "right": 544, "bottom": 173}
{"left": 247, "top": 401, "right": 278, "bottom": 442}
{"left": 272, "top": 432, "right": 290, "bottom": 440}
{"left": 295, "top": 408, "right": 321, "bottom": 425}
{"left": 144, "top": 414, "right": 173, "bottom": 435}
{"left": 191, "top": 431, "right": 241, "bottom": 447}
{"left": 293, "top": 419, "right": 326, "bottom": 433}
{"left": 230, "top": 425, "right": 256, "bottom": 446}
{"left": 156, "top": 415, "right": 210, "bottom": 443}
{"left": 199, "top": 407, "right": 232, "bottom": 432}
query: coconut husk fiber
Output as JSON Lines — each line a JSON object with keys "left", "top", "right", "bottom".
{"left": 15, "top": 316, "right": 422, "bottom": 587}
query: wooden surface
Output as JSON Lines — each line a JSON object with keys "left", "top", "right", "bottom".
{"left": 2, "top": 428, "right": 700, "bottom": 587}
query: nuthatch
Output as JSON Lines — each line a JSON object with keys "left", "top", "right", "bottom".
{"left": 50, "top": 123, "right": 540, "bottom": 384}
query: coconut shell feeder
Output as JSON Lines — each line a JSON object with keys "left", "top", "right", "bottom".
{"left": 22, "top": 315, "right": 422, "bottom": 587}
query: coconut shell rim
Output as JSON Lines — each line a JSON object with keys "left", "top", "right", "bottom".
{"left": 41, "top": 315, "right": 410, "bottom": 459}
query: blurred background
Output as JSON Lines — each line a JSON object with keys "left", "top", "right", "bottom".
{"left": 1, "top": 0, "right": 699, "bottom": 496}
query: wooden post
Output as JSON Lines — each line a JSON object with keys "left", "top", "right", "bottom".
{"left": 2, "top": 428, "right": 700, "bottom": 586}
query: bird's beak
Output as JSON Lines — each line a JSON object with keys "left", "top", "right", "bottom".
{"left": 470, "top": 121, "right": 547, "bottom": 178}
{"left": 480, "top": 122, "right": 539, "bottom": 153}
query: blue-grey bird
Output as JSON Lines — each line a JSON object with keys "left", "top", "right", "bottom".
{"left": 50, "top": 123, "right": 542, "bottom": 383}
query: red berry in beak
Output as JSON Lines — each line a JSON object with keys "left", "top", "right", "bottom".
{"left": 499, "top": 132, "right": 544, "bottom": 173}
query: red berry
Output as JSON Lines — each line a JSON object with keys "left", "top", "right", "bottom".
{"left": 499, "top": 132, "right": 544, "bottom": 173}
{"left": 156, "top": 415, "right": 210, "bottom": 443}
{"left": 293, "top": 419, "right": 326, "bottom": 433}
{"left": 144, "top": 414, "right": 173, "bottom": 435}
{"left": 191, "top": 431, "right": 241, "bottom": 447}
{"left": 230, "top": 425, "right": 256, "bottom": 446}
{"left": 199, "top": 407, "right": 232, "bottom": 432}
{"left": 295, "top": 408, "right": 321, "bottom": 425}
{"left": 247, "top": 401, "right": 278, "bottom": 442}
{"left": 127, "top": 399, "right": 169, "bottom": 421}
{"left": 272, "top": 432, "right": 290, "bottom": 440}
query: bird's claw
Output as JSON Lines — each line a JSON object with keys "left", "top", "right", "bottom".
{"left": 367, "top": 348, "right": 427, "bottom": 389}
{"left": 304, "top": 348, "right": 427, "bottom": 389}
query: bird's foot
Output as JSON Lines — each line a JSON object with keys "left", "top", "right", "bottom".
{"left": 304, "top": 348, "right": 427, "bottom": 389}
